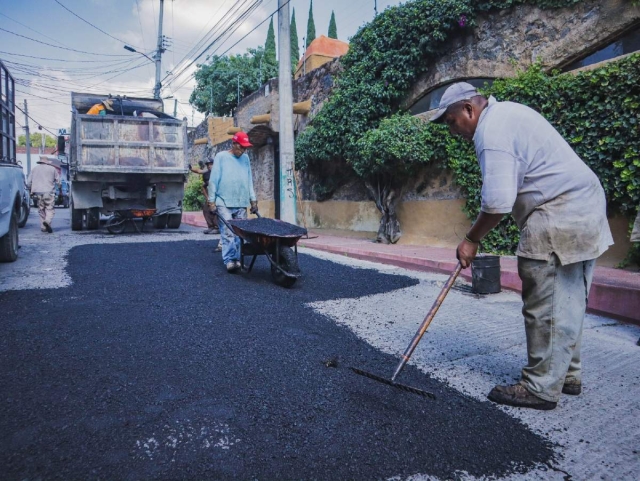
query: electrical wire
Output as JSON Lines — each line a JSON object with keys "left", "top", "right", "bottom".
{"left": 53, "top": 0, "right": 143, "bottom": 50}
{"left": 15, "top": 103, "right": 58, "bottom": 137}
{"left": 0, "top": 27, "right": 131, "bottom": 56}
{"left": 0, "top": 50, "right": 144, "bottom": 63}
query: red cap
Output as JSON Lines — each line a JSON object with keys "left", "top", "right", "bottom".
{"left": 232, "top": 131, "right": 253, "bottom": 148}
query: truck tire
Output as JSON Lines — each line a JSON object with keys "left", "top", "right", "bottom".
{"left": 0, "top": 211, "right": 19, "bottom": 263}
{"left": 87, "top": 207, "right": 100, "bottom": 230}
{"left": 167, "top": 213, "right": 182, "bottom": 229}
{"left": 270, "top": 246, "right": 299, "bottom": 288}
{"left": 153, "top": 214, "right": 167, "bottom": 229}
{"left": 63, "top": 196, "right": 70, "bottom": 209}
{"left": 18, "top": 197, "right": 30, "bottom": 228}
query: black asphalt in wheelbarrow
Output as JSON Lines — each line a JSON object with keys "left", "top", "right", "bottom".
{"left": 220, "top": 217, "right": 308, "bottom": 287}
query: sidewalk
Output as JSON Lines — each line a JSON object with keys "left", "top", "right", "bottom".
{"left": 182, "top": 212, "right": 640, "bottom": 324}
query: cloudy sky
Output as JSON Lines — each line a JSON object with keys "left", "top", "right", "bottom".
{"left": 1, "top": 0, "right": 403, "bottom": 136}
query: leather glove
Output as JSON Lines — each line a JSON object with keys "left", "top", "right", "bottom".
{"left": 250, "top": 201, "right": 258, "bottom": 214}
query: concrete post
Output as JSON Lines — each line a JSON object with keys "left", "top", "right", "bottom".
{"left": 278, "top": 0, "right": 297, "bottom": 224}
{"left": 153, "top": 0, "right": 164, "bottom": 100}
{"left": 23, "top": 99, "right": 31, "bottom": 175}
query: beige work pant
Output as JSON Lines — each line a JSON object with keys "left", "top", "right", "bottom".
{"left": 518, "top": 254, "right": 595, "bottom": 402}
{"left": 35, "top": 193, "right": 55, "bottom": 229}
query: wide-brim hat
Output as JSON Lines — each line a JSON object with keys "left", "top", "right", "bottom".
{"left": 102, "top": 99, "right": 114, "bottom": 111}
{"left": 430, "top": 82, "right": 479, "bottom": 123}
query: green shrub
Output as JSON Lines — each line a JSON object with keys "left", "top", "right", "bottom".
{"left": 183, "top": 173, "right": 204, "bottom": 212}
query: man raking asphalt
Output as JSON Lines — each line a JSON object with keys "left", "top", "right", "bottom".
{"left": 431, "top": 82, "right": 613, "bottom": 410}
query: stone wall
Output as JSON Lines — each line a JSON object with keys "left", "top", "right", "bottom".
{"left": 402, "top": 0, "right": 640, "bottom": 109}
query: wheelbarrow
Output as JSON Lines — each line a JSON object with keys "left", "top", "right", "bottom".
{"left": 106, "top": 207, "right": 180, "bottom": 234}
{"left": 217, "top": 213, "right": 307, "bottom": 288}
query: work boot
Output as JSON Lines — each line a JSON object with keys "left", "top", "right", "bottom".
{"left": 226, "top": 261, "right": 238, "bottom": 273}
{"left": 487, "top": 383, "right": 557, "bottom": 410}
{"left": 562, "top": 378, "right": 582, "bottom": 396}
{"left": 43, "top": 222, "right": 53, "bottom": 233}
{"left": 203, "top": 228, "right": 214, "bottom": 234}
{"left": 234, "top": 260, "right": 242, "bottom": 270}
{"left": 215, "top": 243, "right": 222, "bottom": 252}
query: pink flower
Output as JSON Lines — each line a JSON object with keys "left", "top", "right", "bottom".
{"left": 458, "top": 15, "right": 467, "bottom": 27}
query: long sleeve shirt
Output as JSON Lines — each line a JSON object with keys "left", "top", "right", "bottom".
{"left": 208, "top": 151, "right": 256, "bottom": 208}
{"left": 28, "top": 163, "right": 60, "bottom": 194}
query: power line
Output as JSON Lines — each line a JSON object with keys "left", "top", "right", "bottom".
{"left": 0, "top": 27, "right": 131, "bottom": 57}
{"left": 15, "top": 88, "right": 70, "bottom": 106}
{"left": 53, "top": 0, "right": 142, "bottom": 50}
{"left": 15, "top": 103, "right": 58, "bottom": 137}
{"left": 164, "top": 0, "right": 263, "bottom": 91}
{"left": 0, "top": 49, "right": 142, "bottom": 63}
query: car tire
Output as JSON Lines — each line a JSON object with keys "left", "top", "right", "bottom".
{"left": 18, "top": 197, "right": 30, "bottom": 228}
{"left": 153, "top": 214, "right": 168, "bottom": 229}
{"left": 0, "top": 210, "right": 19, "bottom": 263}
{"left": 86, "top": 207, "right": 100, "bottom": 230}
{"left": 71, "top": 198, "right": 83, "bottom": 231}
{"left": 167, "top": 213, "right": 182, "bottom": 229}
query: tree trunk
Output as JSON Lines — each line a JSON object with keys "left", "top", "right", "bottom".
{"left": 364, "top": 177, "right": 403, "bottom": 244}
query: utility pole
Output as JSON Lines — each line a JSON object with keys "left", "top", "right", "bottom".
{"left": 237, "top": 74, "right": 240, "bottom": 106}
{"left": 374, "top": 0, "right": 378, "bottom": 16}
{"left": 173, "top": 99, "right": 178, "bottom": 118}
{"left": 40, "top": 129, "right": 45, "bottom": 154}
{"left": 153, "top": 0, "right": 165, "bottom": 100}
{"left": 23, "top": 99, "right": 31, "bottom": 175}
{"left": 277, "top": 0, "right": 297, "bottom": 224}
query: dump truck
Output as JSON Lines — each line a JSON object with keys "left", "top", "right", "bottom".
{"left": 69, "top": 93, "right": 188, "bottom": 231}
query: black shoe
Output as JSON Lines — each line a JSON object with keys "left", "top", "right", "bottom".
{"left": 487, "top": 383, "right": 557, "bottom": 410}
{"left": 562, "top": 379, "right": 582, "bottom": 396}
{"left": 43, "top": 222, "right": 53, "bottom": 233}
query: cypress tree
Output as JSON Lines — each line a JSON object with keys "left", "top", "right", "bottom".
{"left": 264, "top": 16, "right": 276, "bottom": 63}
{"left": 328, "top": 10, "right": 337, "bottom": 39}
{"left": 290, "top": 8, "right": 300, "bottom": 73}
{"left": 306, "top": 0, "right": 316, "bottom": 48}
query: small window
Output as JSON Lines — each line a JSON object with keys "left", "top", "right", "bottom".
{"left": 563, "top": 26, "right": 640, "bottom": 71}
{"left": 409, "top": 78, "right": 494, "bottom": 116}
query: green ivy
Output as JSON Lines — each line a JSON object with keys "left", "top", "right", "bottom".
{"left": 296, "top": 0, "right": 583, "bottom": 173}
{"left": 295, "top": 0, "right": 638, "bottom": 259}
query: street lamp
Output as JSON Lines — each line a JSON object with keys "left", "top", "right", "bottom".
{"left": 124, "top": 45, "right": 155, "bottom": 64}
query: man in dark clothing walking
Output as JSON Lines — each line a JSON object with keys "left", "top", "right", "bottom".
{"left": 190, "top": 159, "right": 219, "bottom": 235}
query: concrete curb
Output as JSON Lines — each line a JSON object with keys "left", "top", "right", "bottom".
{"left": 181, "top": 212, "right": 640, "bottom": 325}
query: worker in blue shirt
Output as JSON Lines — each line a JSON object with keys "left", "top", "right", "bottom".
{"left": 207, "top": 131, "right": 259, "bottom": 273}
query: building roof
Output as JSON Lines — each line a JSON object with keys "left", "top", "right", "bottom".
{"left": 296, "top": 35, "right": 349, "bottom": 70}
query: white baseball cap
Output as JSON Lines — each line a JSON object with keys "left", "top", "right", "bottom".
{"left": 430, "top": 82, "right": 479, "bottom": 122}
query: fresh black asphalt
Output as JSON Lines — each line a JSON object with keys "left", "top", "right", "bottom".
{"left": 0, "top": 240, "right": 553, "bottom": 480}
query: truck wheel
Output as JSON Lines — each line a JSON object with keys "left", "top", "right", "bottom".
{"left": 87, "top": 207, "right": 100, "bottom": 230}
{"left": 18, "top": 197, "right": 30, "bottom": 228}
{"left": 167, "top": 213, "right": 182, "bottom": 229}
{"left": 63, "top": 196, "right": 70, "bottom": 209}
{"left": 153, "top": 214, "right": 167, "bottom": 229}
{"left": 0, "top": 211, "right": 19, "bottom": 263}
{"left": 270, "top": 246, "right": 299, "bottom": 288}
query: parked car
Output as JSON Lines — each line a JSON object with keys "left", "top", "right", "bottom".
{"left": 55, "top": 179, "right": 70, "bottom": 208}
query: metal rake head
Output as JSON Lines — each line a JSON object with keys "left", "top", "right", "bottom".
{"left": 350, "top": 367, "right": 436, "bottom": 400}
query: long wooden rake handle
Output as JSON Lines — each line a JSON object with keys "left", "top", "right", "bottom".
{"left": 391, "top": 262, "right": 462, "bottom": 382}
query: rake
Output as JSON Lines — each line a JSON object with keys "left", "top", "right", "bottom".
{"left": 350, "top": 262, "right": 463, "bottom": 399}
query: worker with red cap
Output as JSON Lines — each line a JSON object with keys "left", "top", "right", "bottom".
{"left": 207, "top": 131, "right": 259, "bottom": 273}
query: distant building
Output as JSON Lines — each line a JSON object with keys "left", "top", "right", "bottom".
{"left": 295, "top": 35, "right": 349, "bottom": 79}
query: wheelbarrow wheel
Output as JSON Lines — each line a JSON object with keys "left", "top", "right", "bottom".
{"left": 106, "top": 213, "right": 126, "bottom": 234}
{"left": 270, "top": 246, "right": 298, "bottom": 288}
